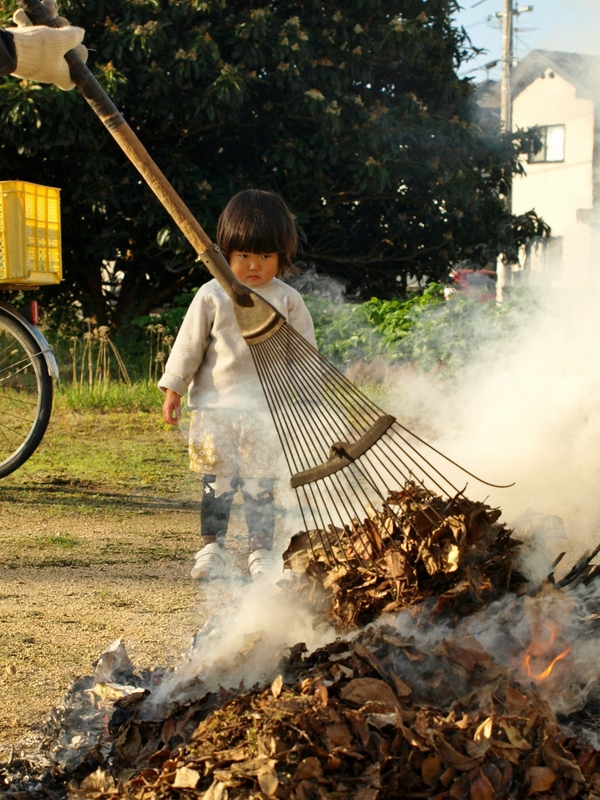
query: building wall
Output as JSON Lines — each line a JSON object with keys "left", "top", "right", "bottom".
{"left": 512, "top": 69, "right": 595, "bottom": 283}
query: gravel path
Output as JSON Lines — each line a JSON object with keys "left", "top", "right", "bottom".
{"left": 0, "top": 409, "right": 264, "bottom": 763}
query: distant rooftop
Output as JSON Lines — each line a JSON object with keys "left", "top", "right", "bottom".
{"left": 474, "top": 50, "right": 600, "bottom": 109}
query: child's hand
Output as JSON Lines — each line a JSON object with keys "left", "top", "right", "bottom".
{"left": 162, "top": 390, "right": 181, "bottom": 426}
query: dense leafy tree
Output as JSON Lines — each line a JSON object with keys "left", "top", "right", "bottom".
{"left": 0, "top": 0, "right": 546, "bottom": 327}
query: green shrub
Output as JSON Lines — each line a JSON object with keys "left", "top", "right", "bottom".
{"left": 43, "top": 281, "right": 537, "bottom": 404}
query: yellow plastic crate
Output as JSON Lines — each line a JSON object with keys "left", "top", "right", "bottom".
{"left": 0, "top": 180, "right": 62, "bottom": 286}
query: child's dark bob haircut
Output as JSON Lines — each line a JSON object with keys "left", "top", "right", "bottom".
{"left": 216, "top": 190, "right": 300, "bottom": 277}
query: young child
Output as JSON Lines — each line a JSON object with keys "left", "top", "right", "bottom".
{"left": 159, "top": 190, "right": 316, "bottom": 581}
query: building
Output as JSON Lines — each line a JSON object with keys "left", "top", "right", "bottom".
{"left": 480, "top": 50, "right": 600, "bottom": 287}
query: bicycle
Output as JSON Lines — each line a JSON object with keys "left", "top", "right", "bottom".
{"left": 0, "top": 181, "right": 61, "bottom": 478}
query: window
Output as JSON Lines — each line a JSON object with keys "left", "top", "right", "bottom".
{"left": 528, "top": 125, "right": 565, "bottom": 163}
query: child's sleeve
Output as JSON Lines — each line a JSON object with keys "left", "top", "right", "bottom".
{"left": 287, "top": 293, "right": 317, "bottom": 349}
{"left": 157, "top": 289, "right": 213, "bottom": 396}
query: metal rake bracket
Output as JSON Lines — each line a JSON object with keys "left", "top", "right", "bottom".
{"left": 290, "top": 414, "right": 396, "bottom": 488}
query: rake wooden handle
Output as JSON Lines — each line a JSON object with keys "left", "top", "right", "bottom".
{"left": 19, "top": 0, "right": 212, "bottom": 255}
{"left": 17, "top": 0, "right": 284, "bottom": 342}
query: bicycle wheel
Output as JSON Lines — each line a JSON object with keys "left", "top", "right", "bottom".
{"left": 0, "top": 308, "right": 54, "bottom": 478}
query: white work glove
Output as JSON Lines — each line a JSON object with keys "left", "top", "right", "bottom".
{"left": 10, "top": 0, "right": 87, "bottom": 91}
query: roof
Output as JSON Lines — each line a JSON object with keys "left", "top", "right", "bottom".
{"left": 476, "top": 50, "right": 600, "bottom": 108}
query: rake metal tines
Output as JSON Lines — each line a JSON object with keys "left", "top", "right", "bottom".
{"left": 250, "top": 322, "right": 511, "bottom": 571}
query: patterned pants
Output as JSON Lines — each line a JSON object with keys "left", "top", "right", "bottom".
{"left": 201, "top": 474, "right": 275, "bottom": 551}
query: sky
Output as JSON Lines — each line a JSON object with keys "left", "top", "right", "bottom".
{"left": 453, "top": 0, "right": 600, "bottom": 80}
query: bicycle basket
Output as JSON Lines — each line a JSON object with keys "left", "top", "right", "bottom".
{"left": 0, "top": 181, "right": 62, "bottom": 286}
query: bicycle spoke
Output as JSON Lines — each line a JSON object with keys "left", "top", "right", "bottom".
{"left": 0, "top": 391, "right": 39, "bottom": 408}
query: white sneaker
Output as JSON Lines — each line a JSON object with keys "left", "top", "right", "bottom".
{"left": 191, "top": 542, "right": 225, "bottom": 580}
{"left": 248, "top": 549, "right": 279, "bottom": 581}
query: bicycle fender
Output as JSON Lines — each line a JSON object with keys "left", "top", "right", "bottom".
{"left": 0, "top": 301, "right": 59, "bottom": 381}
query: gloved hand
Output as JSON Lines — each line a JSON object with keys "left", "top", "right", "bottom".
{"left": 10, "top": 0, "right": 87, "bottom": 91}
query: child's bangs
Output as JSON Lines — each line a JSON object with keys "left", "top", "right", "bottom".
{"left": 229, "top": 221, "right": 288, "bottom": 256}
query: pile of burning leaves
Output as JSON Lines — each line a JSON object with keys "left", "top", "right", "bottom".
{"left": 282, "top": 486, "right": 527, "bottom": 630}
{"left": 5, "top": 484, "right": 600, "bottom": 800}
{"left": 66, "top": 623, "right": 600, "bottom": 800}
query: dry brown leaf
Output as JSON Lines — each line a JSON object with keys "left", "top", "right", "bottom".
{"left": 384, "top": 550, "right": 414, "bottom": 582}
{"left": 77, "top": 768, "right": 117, "bottom": 792}
{"left": 314, "top": 683, "right": 329, "bottom": 706}
{"left": 448, "top": 771, "right": 471, "bottom": 799}
{"left": 465, "top": 738, "right": 491, "bottom": 759}
{"left": 542, "top": 736, "right": 584, "bottom": 782}
{"left": 340, "top": 678, "right": 399, "bottom": 711}
{"left": 490, "top": 742, "right": 522, "bottom": 764}
{"left": 353, "top": 643, "right": 388, "bottom": 679}
{"left": 442, "top": 542, "right": 460, "bottom": 572}
{"left": 436, "top": 739, "right": 481, "bottom": 771}
{"left": 324, "top": 723, "right": 354, "bottom": 750}
{"left": 294, "top": 757, "right": 324, "bottom": 781}
{"left": 113, "top": 721, "right": 143, "bottom": 763}
{"left": 147, "top": 748, "right": 172, "bottom": 766}
{"left": 345, "top": 709, "right": 370, "bottom": 749}
{"left": 473, "top": 716, "right": 493, "bottom": 743}
{"left": 203, "top": 779, "right": 229, "bottom": 800}
{"left": 421, "top": 752, "right": 443, "bottom": 786}
{"left": 439, "top": 639, "right": 477, "bottom": 671}
{"left": 213, "top": 746, "right": 249, "bottom": 763}
{"left": 366, "top": 712, "right": 399, "bottom": 730}
{"left": 504, "top": 686, "right": 529, "bottom": 715}
{"left": 354, "top": 789, "right": 379, "bottom": 800}
{"left": 389, "top": 669, "right": 412, "bottom": 697}
{"left": 440, "top": 638, "right": 493, "bottom": 671}
{"left": 499, "top": 720, "right": 532, "bottom": 751}
{"left": 470, "top": 768, "right": 495, "bottom": 800}
{"left": 330, "top": 663, "right": 354, "bottom": 682}
{"left": 440, "top": 766, "right": 456, "bottom": 788}
{"left": 257, "top": 765, "right": 279, "bottom": 797}
{"left": 271, "top": 674, "right": 283, "bottom": 698}
{"left": 172, "top": 766, "right": 200, "bottom": 789}
{"left": 295, "top": 779, "right": 318, "bottom": 800}
{"left": 527, "top": 766, "right": 557, "bottom": 794}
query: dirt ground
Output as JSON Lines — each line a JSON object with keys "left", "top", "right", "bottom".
{"left": 0, "top": 407, "right": 263, "bottom": 762}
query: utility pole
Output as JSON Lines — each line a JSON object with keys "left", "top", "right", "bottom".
{"left": 500, "top": 0, "right": 513, "bottom": 134}
{"left": 494, "top": 1, "right": 532, "bottom": 291}
{"left": 495, "top": 2, "right": 533, "bottom": 205}
{"left": 496, "top": 2, "right": 533, "bottom": 131}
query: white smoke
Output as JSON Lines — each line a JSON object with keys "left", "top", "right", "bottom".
{"left": 145, "top": 574, "right": 338, "bottom": 716}
{"left": 289, "top": 265, "right": 348, "bottom": 304}
{"left": 410, "top": 286, "right": 600, "bottom": 558}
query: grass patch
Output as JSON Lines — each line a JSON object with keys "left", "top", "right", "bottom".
{"left": 0, "top": 405, "right": 202, "bottom": 568}
{"left": 2, "top": 404, "right": 195, "bottom": 491}
{"left": 55, "top": 381, "right": 163, "bottom": 413}
{"left": 45, "top": 533, "right": 79, "bottom": 549}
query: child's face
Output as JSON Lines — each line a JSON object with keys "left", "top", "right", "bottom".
{"left": 229, "top": 251, "right": 279, "bottom": 288}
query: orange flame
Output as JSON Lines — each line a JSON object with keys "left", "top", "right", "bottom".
{"left": 523, "top": 645, "right": 572, "bottom": 682}
{"left": 520, "top": 619, "right": 573, "bottom": 683}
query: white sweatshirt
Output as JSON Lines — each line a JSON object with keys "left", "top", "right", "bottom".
{"left": 158, "top": 277, "right": 316, "bottom": 409}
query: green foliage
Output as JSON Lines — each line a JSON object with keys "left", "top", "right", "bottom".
{"left": 402, "top": 286, "right": 537, "bottom": 375}
{"left": 307, "top": 285, "right": 536, "bottom": 376}
{"left": 304, "top": 296, "right": 382, "bottom": 363}
{"left": 131, "top": 289, "right": 198, "bottom": 335}
{"left": 0, "top": 0, "right": 546, "bottom": 328}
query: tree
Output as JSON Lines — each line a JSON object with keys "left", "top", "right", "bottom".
{"left": 0, "top": 0, "right": 546, "bottom": 328}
